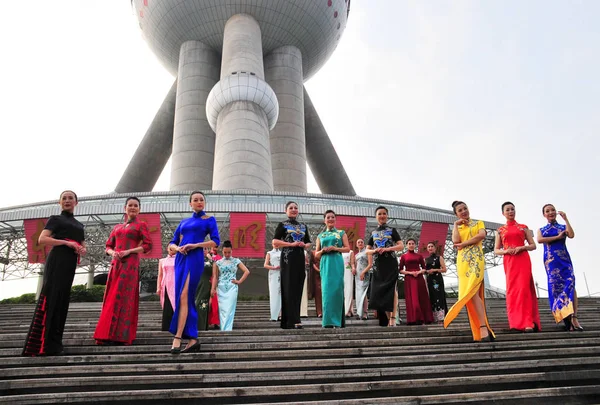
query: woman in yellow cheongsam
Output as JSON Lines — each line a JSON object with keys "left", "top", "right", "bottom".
{"left": 444, "top": 201, "right": 495, "bottom": 342}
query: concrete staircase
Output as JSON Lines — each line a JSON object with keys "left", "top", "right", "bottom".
{"left": 1, "top": 298, "right": 599, "bottom": 404}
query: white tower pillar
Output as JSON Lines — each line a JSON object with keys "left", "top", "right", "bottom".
{"left": 171, "top": 41, "right": 220, "bottom": 190}
{"left": 264, "top": 46, "right": 307, "bottom": 192}
{"left": 206, "top": 14, "right": 279, "bottom": 191}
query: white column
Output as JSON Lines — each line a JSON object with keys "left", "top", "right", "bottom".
{"left": 264, "top": 46, "right": 307, "bottom": 192}
{"left": 87, "top": 264, "right": 95, "bottom": 289}
{"left": 35, "top": 265, "right": 44, "bottom": 300}
{"left": 206, "top": 14, "right": 279, "bottom": 191}
{"left": 171, "top": 41, "right": 221, "bottom": 190}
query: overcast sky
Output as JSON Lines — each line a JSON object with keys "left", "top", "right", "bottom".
{"left": 1, "top": 1, "right": 598, "bottom": 300}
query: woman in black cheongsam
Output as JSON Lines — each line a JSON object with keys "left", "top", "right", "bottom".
{"left": 22, "top": 190, "right": 86, "bottom": 356}
{"left": 272, "top": 201, "right": 311, "bottom": 329}
{"left": 367, "top": 206, "right": 404, "bottom": 327}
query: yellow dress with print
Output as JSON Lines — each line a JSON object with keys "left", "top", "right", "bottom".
{"left": 443, "top": 220, "right": 495, "bottom": 340}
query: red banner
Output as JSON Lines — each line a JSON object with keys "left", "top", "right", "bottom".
{"left": 336, "top": 216, "right": 367, "bottom": 251}
{"left": 24, "top": 218, "right": 51, "bottom": 264}
{"left": 137, "top": 213, "right": 162, "bottom": 259}
{"left": 230, "top": 213, "right": 266, "bottom": 258}
{"left": 418, "top": 222, "right": 449, "bottom": 256}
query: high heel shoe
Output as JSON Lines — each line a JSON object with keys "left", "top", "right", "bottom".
{"left": 479, "top": 326, "right": 495, "bottom": 342}
{"left": 572, "top": 315, "right": 584, "bottom": 331}
{"left": 181, "top": 341, "right": 201, "bottom": 353}
{"left": 170, "top": 336, "right": 182, "bottom": 355}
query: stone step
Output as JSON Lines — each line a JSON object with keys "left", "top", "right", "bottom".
{"left": 2, "top": 355, "right": 600, "bottom": 395}
{"left": 1, "top": 299, "right": 598, "bottom": 403}
{"left": 2, "top": 370, "right": 599, "bottom": 404}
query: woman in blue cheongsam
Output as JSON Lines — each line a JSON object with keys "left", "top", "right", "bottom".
{"left": 537, "top": 204, "right": 582, "bottom": 331}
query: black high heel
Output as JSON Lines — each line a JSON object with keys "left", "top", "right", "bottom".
{"left": 181, "top": 341, "right": 201, "bottom": 353}
{"left": 170, "top": 337, "right": 182, "bottom": 355}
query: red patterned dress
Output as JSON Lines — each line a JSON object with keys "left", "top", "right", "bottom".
{"left": 94, "top": 218, "right": 152, "bottom": 345}
{"left": 498, "top": 220, "right": 541, "bottom": 331}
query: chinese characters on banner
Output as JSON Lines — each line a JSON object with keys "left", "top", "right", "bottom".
{"left": 230, "top": 213, "right": 266, "bottom": 258}
{"left": 137, "top": 213, "right": 162, "bottom": 259}
{"left": 418, "top": 222, "right": 450, "bottom": 256}
{"left": 24, "top": 218, "right": 50, "bottom": 264}
{"left": 335, "top": 216, "right": 367, "bottom": 251}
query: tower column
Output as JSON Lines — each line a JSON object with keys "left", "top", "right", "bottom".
{"left": 264, "top": 46, "right": 307, "bottom": 192}
{"left": 304, "top": 87, "right": 356, "bottom": 196}
{"left": 115, "top": 80, "right": 176, "bottom": 193}
{"left": 206, "top": 14, "right": 278, "bottom": 191}
{"left": 171, "top": 41, "right": 220, "bottom": 191}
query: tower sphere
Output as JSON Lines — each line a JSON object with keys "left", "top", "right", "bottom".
{"left": 133, "top": 0, "right": 350, "bottom": 80}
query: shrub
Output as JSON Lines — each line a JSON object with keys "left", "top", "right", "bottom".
{"left": 69, "top": 284, "right": 105, "bottom": 302}
{"left": 0, "top": 293, "right": 36, "bottom": 304}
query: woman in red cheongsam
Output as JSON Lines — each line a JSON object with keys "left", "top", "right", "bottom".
{"left": 494, "top": 201, "right": 541, "bottom": 332}
{"left": 94, "top": 197, "right": 152, "bottom": 345}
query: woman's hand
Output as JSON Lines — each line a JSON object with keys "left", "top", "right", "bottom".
{"left": 558, "top": 211, "right": 568, "bottom": 221}
{"left": 66, "top": 241, "right": 80, "bottom": 251}
{"left": 454, "top": 219, "right": 468, "bottom": 226}
{"left": 505, "top": 248, "right": 516, "bottom": 255}
{"left": 359, "top": 271, "right": 367, "bottom": 281}
{"left": 121, "top": 250, "right": 131, "bottom": 258}
{"left": 375, "top": 247, "right": 386, "bottom": 255}
{"left": 179, "top": 244, "right": 197, "bottom": 254}
{"left": 454, "top": 242, "right": 464, "bottom": 250}
{"left": 111, "top": 250, "right": 122, "bottom": 260}
{"left": 231, "top": 279, "right": 240, "bottom": 285}
{"left": 210, "top": 288, "right": 216, "bottom": 297}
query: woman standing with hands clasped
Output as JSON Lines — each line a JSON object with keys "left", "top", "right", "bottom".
{"left": 168, "top": 191, "right": 220, "bottom": 354}
{"left": 537, "top": 204, "right": 582, "bottom": 331}
{"left": 315, "top": 210, "right": 350, "bottom": 328}
{"left": 367, "top": 206, "right": 404, "bottom": 327}
{"left": 444, "top": 201, "right": 495, "bottom": 342}
{"left": 399, "top": 238, "right": 433, "bottom": 325}
{"left": 94, "top": 197, "right": 152, "bottom": 345}
{"left": 23, "top": 190, "right": 86, "bottom": 357}
{"left": 494, "top": 202, "right": 540, "bottom": 332}
{"left": 272, "top": 201, "right": 311, "bottom": 329}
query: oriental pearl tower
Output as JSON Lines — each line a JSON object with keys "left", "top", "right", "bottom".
{"left": 116, "top": 0, "right": 355, "bottom": 195}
